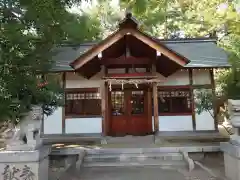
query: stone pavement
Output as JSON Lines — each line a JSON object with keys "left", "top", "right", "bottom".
{"left": 78, "top": 166, "right": 186, "bottom": 180}
{"left": 58, "top": 166, "right": 220, "bottom": 180}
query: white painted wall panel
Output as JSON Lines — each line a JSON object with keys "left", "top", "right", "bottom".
{"left": 195, "top": 110, "right": 215, "bottom": 130}
{"left": 43, "top": 107, "right": 62, "bottom": 134}
{"left": 158, "top": 116, "right": 193, "bottom": 131}
{"left": 65, "top": 118, "right": 102, "bottom": 134}
{"left": 66, "top": 72, "right": 103, "bottom": 88}
{"left": 193, "top": 69, "right": 211, "bottom": 85}
{"left": 157, "top": 70, "right": 190, "bottom": 86}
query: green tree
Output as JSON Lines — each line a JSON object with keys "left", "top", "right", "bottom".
{"left": 0, "top": 0, "right": 102, "bottom": 124}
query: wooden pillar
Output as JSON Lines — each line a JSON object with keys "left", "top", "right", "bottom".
{"left": 101, "top": 66, "right": 109, "bottom": 136}
{"left": 101, "top": 81, "right": 109, "bottom": 136}
{"left": 147, "top": 87, "right": 152, "bottom": 132}
{"left": 153, "top": 82, "right": 159, "bottom": 132}
{"left": 189, "top": 69, "right": 196, "bottom": 130}
{"left": 210, "top": 69, "right": 218, "bottom": 131}
{"left": 62, "top": 72, "right": 66, "bottom": 134}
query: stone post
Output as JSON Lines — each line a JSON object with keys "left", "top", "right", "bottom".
{"left": 221, "top": 99, "right": 240, "bottom": 180}
{"left": 0, "top": 106, "right": 51, "bottom": 180}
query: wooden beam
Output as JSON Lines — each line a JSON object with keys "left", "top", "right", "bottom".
{"left": 62, "top": 72, "right": 66, "bottom": 134}
{"left": 210, "top": 69, "right": 218, "bottom": 131}
{"left": 71, "top": 27, "right": 189, "bottom": 70}
{"left": 153, "top": 82, "right": 159, "bottom": 132}
{"left": 102, "top": 56, "right": 152, "bottom": 66}
{"left": 71, "top": 29, "right": 128, "bottom": 69}
{"left": 189, "top": 69, "right": 196, "bottom": 131}
{"left": 129, "top": 29, "right": 189, "bottom": 66}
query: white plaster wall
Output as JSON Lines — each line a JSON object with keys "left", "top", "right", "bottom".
{"left": 157, "top": 116, "right": 193, "bottom": 131}
{"left": 193, "top": 69, "right": 211, "bottom": 85}
{"left": 195, "top": 110, "right": 215, "bottom": 130}
{"left": 157, "top": 70, "right": 190, "bottom": 86}
{"left": 43, "top": 107, "right": 62, "bottom": 134}
{"left": 65, "top": 71, "right": 103, "bottom": 88}
{"left": 65, "top": 118, "right": 102, "bottom": 134}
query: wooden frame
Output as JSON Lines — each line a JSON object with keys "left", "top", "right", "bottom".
{"left": 64, "top": 88, "right": 101, "bottom": 118}
{"left": 210, "top": 69, "right": 218, "bottom": 131}
{"left": 62, "top": 72, "right": 66, "bottom": 134}
{"left": 157, "top": 87, "right": 192, "bottom": 116}
{"left": 189, "top": 69, "right": 196, "bottom": 130}
{"left": 153, "top": 82, "right": 159, "bottom": 132}
{"left": 159, "top": 112, "right": 192, "bottom": 116}
{"left": 70, "top": 15, "right": 189, "bottom": 70}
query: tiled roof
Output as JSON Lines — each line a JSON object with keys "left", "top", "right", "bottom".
{"left": 50, "top": 38, "right": 230, "bottom": 72}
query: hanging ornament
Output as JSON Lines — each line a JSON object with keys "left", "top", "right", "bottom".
{"left": 135, "top": 83, "right": 138, "bottom": 88}
{"left": 109, "top": 81, "right": 112, "bottom": 91}
{"left": 121, "top": 82, "right": 124, "bottom": 90}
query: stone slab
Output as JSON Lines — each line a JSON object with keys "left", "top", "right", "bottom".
{"left": 220, "top": 142, "right": 240, "bottom": 158}
{"left": 0, "top": 147, "right": 50, "bottom": 180}
{"left": 51, "top": 145, "right": 220, "bottom": 156}
{"left": 0, "top": 146, "right": 51, "bottom": 163}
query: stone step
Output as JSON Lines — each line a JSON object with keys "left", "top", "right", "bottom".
{"left": 86, "top": 148, "right": 181, "bottom": 155}
{"left": 83, "top": 159, "right": 187, "bottom": 167}
{"left": 84, "top": 153, "right": 183, "bottom": 163}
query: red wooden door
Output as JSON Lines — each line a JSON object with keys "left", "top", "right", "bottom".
{"left": 110, "top": 89, "right": 152, "bottom": 136}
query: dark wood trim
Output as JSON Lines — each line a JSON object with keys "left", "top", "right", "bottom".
{"left": 105, "top": 82, "right": 110, "bottom": 135}
{"left": 158, "top": 84, "right": 212, "bottom": 89}
{"left": 189, "top": 69, "right": 196, "bottom": 130}
{"left": 104, "top": 66, "right": 108, "bottom": 74}
{"left": 159, "top": 112, "right": 192, "bottom": 116}
{"left": 210, "top": 69, "right": 218, "bottom": 131}
{"left": 64, "top": 88, "right": 99, "bottom": 92}
{"left": 192, "top": 84, "right": 212, "bottom": 89}
{"left": 65, "top": 115, "right": 101, "bottom": 119}
{"left": 147, "top": 87, "right": 153, "bottom": 132}
{"left": 189, "top": 72, "right": 195, "bottom": 128}
{"left": 103, "top": 72, "right": 157, "bottom": 79}
{"left": 102, "top": 56, "right": 152, "bottom": 66}
{"left": 101, "top": 82, "right": 105, "bottom": 135}
{"left": 62, "top": 72, "right": 66, "bottom": 134}
{"left": 153, "top": 82, "right": 159, "bottom": 132}
{"left": 40, "top": 66, "right": 231, "bottom": 74}
{"left": 158, "top": 85, "right": 190, "bottom": 89}
{"left": 110, "top": 84, "right": 149, "bottom": 90}
{"left": 183, "top": 66, "right": 230, "bottom": 70}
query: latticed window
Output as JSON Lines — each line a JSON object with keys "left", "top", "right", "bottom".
{"left": 111, "top": 91, "right": 124, "bottom": 116}
{"left": 157, "top": 88, "right": 192, "bottom": 114}
{"left": 131, "top": 91, "right": 144, "bottom": 115}
{"left": 65, "top": 89, "right": 101, "bottom": 117}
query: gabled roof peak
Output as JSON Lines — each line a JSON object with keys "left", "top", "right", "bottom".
{"left": 118, "top": 11, "right": 139, "bottom": 29}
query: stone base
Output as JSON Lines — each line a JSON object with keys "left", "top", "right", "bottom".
{"left": 0, "top": 147, "right": 50, "bottom": 180}
{"left": 220, "top": 142, "right": 240, "bottom": 180}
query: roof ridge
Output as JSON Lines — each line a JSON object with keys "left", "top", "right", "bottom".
{"left": 158, "top": 38, "right": 217, "bottom": 43}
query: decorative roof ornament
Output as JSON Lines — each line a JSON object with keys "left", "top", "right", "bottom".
{"left": 118, "top": 8, "right": 139, "bottom": 29}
